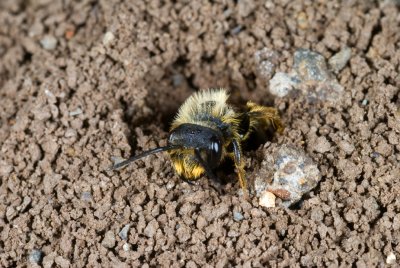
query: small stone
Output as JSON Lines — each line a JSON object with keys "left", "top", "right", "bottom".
{"left": 17, "top": 196, "right": 32, "bottom": 212}
{"left": 40, "top": 35, "right": 58, "bottom": 50}
{"left": 297, "top": 12, "right": 309, "bottom": 30}
{"left": 69, "top": 108, "right": 82, "bottom": 116}
{"left": 294, "top": 49, "right": 331, "bottom": 81}
{"left": 269, "top": 72, "right": 299, "bottom": 97}
{"left": 123, "top": 243, "right": 131, "bottom": 251}
{"left": 254, "top": 47, "right": 279, "bottom": 80}
{"left": 259, "top": 191, "right": 276, "bottom": 208}
{"left": 328, "top": 47, "right": 352, "bottom": 73}
{"left": 172, "top": 74, "right": 184, "bottom": 86}
{"left": 223, "top": 9, "right": 232, "bottom": 17}
{"left": 29, "top": 249, "right": 43, "bottom": 264}
{"left": 81, "top": 192, "right": 92, "bottom": 201}
{"left": 64, "top": 128, "right": 77, "bottom": 138}
{"left": 166, "top": 181, "right": 175, "bottom": 190}
{"left": 44, "top": 89, "right": 55, "bottom": 99}
{"left": 233, "top": 211, "right": 244, "bottom": 221}
{"left": 230, "top": 25, "right": 242, "bottom": 35}
{"left": 102, "top": 230, "right": 116, "bottom": 248}
{"left": 256, "top": 144, "right": 321, "bottom": 207}
{"left": 119, "top": 224, "right": 130, "bottom": 240}
{"left": 386, "top": 252, "right": 396, "bottom": 264}
{"left": 103, "top": 31, "right": 115, "bottom": 46}
{"left": 361, "top": 99, "right": 368, "bottom": 106}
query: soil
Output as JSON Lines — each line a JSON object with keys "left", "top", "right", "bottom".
{"left": 1, "top": 0, "right": 399, "bottom": 267}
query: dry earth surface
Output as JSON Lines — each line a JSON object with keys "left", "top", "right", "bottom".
{"left": 0, "top": 0, "right": 399, "bottom": 267}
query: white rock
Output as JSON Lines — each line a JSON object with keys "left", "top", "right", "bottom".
{"left": 259, "top": 191, "right": 276, "bottom": 208}
{"left": 386, "top": 252, "right": 396, "bottom": 264}
{"left": 69, "top": 108, "right": 82, "bottom": 116}
{"left": 103, "top": 31, "right": 115, "bottom": 46}
{"left": 123, "top": 243, "right": 131, "bottom": 251}
{"left": 328, "top": 47, "right": 352, "bottom": 73}
{"left": 269, "top": 72, "right": 298, "bottom": 97}
{"left": 40, "top": 35, "right": 58, "bottom": 50}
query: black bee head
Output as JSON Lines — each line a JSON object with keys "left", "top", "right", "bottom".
{"left": 168, "top": 123, "right": 223, "bottom": 167}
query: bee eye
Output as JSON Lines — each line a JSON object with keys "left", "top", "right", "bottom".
{"left": 207, "top": 138, "right": 222, "bottom": 166}
{"left": 210, "top": 141, "right": 220, "bottom": 154}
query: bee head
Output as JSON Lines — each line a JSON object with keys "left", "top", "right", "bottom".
{"left": 168, "top": 123, "right": 223, "bottom": 167}
{"left": 109, "top": 123, "right": 223, "bottom": 171}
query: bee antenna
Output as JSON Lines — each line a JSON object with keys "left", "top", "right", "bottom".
{"left": 108, "top": 145, "right": 180, "bottom": 171}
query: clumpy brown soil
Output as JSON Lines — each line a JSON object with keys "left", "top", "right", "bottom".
{"left": 0, "top": 0, "right": 399, "bottom": 267}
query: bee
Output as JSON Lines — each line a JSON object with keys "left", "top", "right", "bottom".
{"left": 110, "top": 89, "right": 283, "bottom": 198}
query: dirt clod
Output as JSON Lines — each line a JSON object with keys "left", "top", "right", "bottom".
{"left": 102, "top": 231, "right": 116, "bottom": 249}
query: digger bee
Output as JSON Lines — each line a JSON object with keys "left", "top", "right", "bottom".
{"left": 110, "top": 89, "right": 283, "bottom": 198}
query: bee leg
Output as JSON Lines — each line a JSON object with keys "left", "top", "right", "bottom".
{"left": 232, "top": 140, "right": 249, "bottom": 199}
{"left": 194, "top": 149, "right": 223, "bottom": 194}
{"left": 242, "top": 102, "right": 284, "bottom": 140}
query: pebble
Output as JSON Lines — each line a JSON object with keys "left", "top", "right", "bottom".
{"left": 269, "top": 49, "right": 344, "bottom": 103}
{"left": 69, "top": 108, "right": 82, "bottom": 116}
{"left": 123, "top": 243, "right": 131, "bottom": 251}
{"left": 297, "top": 12, "right": 309, "bottom": 30}
{"left": 29, "top": 249, "right": 43, "bottom": 264}
{"left": 81, "top": 191, "right": 92, "bottom": 201}
{"left": 254, "top": 47, "right": 279, "bottom": 80}
{"left": 233, "top": 211, "right": 244, "bottom": 221}
{"left": 386, "top": 252, "right": 396, "bottom": 264}
{"left": 256, "top": 144, "right": 321, "bottom": 207}
{"left": 40, "top": 35, "right": 58, "bottom": 50}
{"left": 269, "top": 72, "right": 298, "bottom": 97}
{"left": 294, "top": 49, "right": 331, "bottom": 81}
{"left": 259, "top": 191, "right": 276, "bottom": 208}
{"left": 172, "top": 74, "right": 184, "bottom": 86}
{"left": 17, "top": 196, "right": 32, "bottom": 212}
{"left": 44, "top": 89, "right": 55, "bottom": 99}
{"left": 103, "top": 31, "right": 115, "bottom": 46}
{"left": 223, "top": 9, "right": 232, "bottom": 17}
{"left": 230, "top": 25, "right": 243, "bottom": 35}
{"left": 166, "top": 181, "right": 175, "bottom": 190}
{"left": 64, "top": 128, "right": 77, "bottom": 138}
{"left": 328, "top": 47, "right": 352, "bottom": 73}
{"left": 119, "top": 224, "right": 131, "bottom": 240}
{"left": 102, "top": 230, "right": 116, "bottom": 248}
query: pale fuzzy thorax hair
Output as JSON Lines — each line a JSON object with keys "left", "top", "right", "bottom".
{"left": 171, "top": 88, "right": 235, "bottom": 128}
